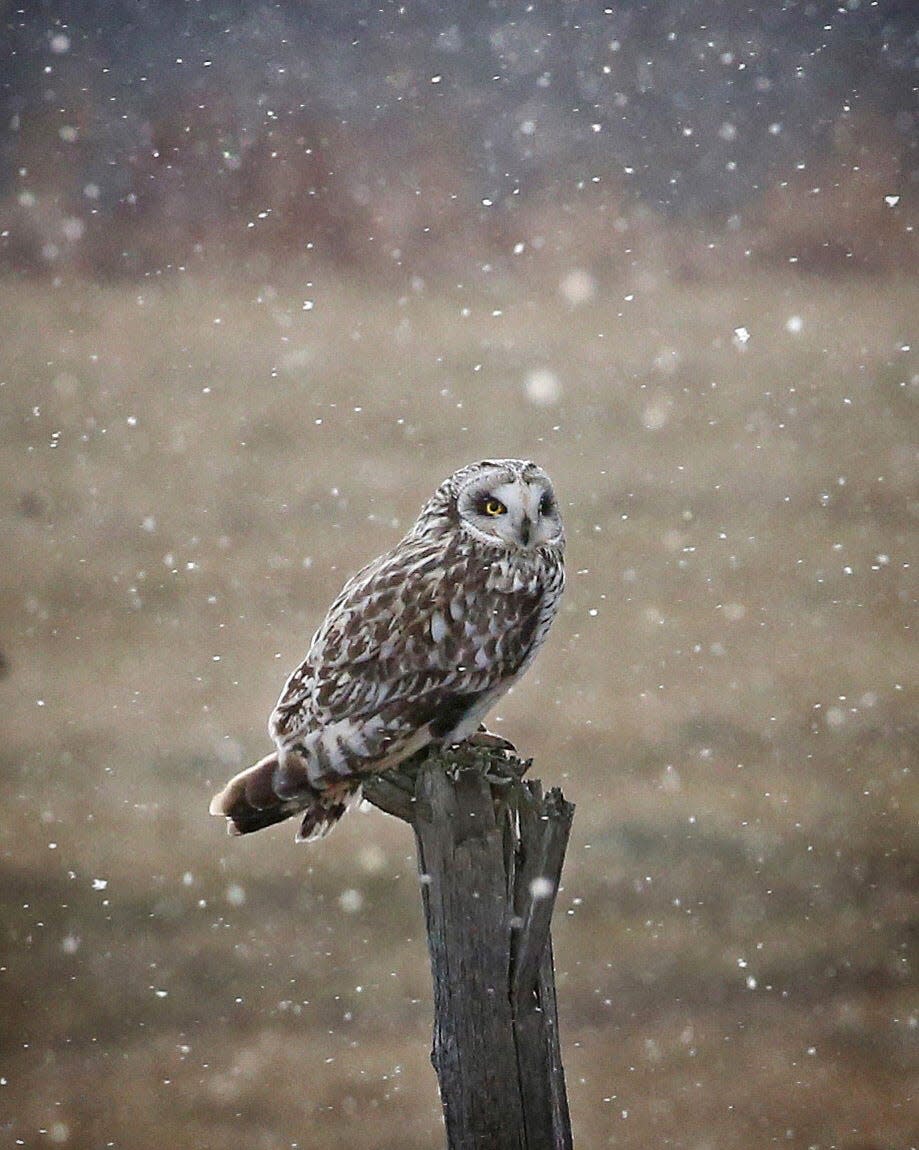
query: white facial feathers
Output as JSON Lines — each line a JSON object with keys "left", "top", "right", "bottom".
{"left": 452, "top": 459, "right": 564, "bottom": 551}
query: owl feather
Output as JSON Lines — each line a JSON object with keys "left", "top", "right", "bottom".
{"left": 210, "top": 459, "right": 565, "bottom": 842}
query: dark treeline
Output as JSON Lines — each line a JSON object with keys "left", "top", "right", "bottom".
{"left": 1, "top": 1, "right": 915, "bottom": 279}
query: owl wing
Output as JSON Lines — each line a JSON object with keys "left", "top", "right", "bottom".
{"left": 269, "top": 539, "right": 545, "bottom": 753}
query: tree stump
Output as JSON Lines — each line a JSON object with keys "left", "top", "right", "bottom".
{"left": 363, "top": 746, "right": 575, "bottom": 1150}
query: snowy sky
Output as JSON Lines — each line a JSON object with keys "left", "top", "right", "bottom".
{"left": 2, "top": 0, "right": 915, "bottom": 216}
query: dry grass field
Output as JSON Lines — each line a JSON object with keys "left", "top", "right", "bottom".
{"left": 0, "top": 264, "right": 916, "bottom": 1148}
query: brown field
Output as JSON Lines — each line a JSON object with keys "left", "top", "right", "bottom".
{"left": 0, "top": 264, "right": 916, "bottom": 1149}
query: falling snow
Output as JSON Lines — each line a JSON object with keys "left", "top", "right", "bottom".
{"left": 0, "top": 4, "right": 914, "bottom": 1148}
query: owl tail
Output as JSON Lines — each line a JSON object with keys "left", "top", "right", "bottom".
{"left": 209, "top": 751, "right": 358, "bottom": 842}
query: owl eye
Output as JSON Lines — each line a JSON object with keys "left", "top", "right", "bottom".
{"left": 539, "top": 492, "right": 555, "bottom": 516}
{"left": 482, "top": 498, "right": 507, "bottom": 517}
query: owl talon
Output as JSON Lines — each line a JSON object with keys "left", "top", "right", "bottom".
{"left": 466, "top": 726, "right": 518, "bottom": 755}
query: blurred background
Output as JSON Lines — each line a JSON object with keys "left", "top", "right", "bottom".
{"left": 1, "top": 2, "right": 916, "bottom": 1147}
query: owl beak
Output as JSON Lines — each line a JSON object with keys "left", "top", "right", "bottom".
{"left": 518, "top": 514, "right": 533, "bottom": 548}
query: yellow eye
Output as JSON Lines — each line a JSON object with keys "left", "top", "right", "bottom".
{"left": 483, "top": 498, "right": 506, "bottom": 517}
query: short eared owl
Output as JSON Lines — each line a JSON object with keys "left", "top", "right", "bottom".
{"left": 210, "top": 459, "right": 565, "bottom": 842}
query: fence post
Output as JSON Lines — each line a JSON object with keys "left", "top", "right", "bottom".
{"left": 363, "top": 746, "right": 574, "bottom": 1149}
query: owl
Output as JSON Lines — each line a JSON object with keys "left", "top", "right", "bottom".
{"left": 210, "top": 459, "right": 565, "bottom": 842}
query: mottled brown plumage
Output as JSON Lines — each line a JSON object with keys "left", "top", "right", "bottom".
{"left": 210, "top": 459, "right": 565, "bottom": 841}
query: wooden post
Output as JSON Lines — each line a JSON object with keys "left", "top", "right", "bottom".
{"left": 363, "top": 746, "right": 574, "bottom": 1149}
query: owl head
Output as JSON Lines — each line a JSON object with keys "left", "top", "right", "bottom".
{"left": 418, "top": 459, "right": 564, "bottom": 552}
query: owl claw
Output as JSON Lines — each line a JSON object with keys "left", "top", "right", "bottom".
{"left": 468, "top": 728, "right": 522, "bottom": 787}
{"left": 466, "top": 726, "right": 518, "bottom": 755}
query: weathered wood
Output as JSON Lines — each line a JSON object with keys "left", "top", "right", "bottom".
{"left": 510, "top": 782, "right": 574, "bottom": 1149}
{"left": 362, "top": 747, "right": 574, "bottom": 1150}
{"left": 511, "top": 784, "right": 574, "bottom": 1003}
{"left": 415, "top": 764, "right": 527, "bottom": 1147}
